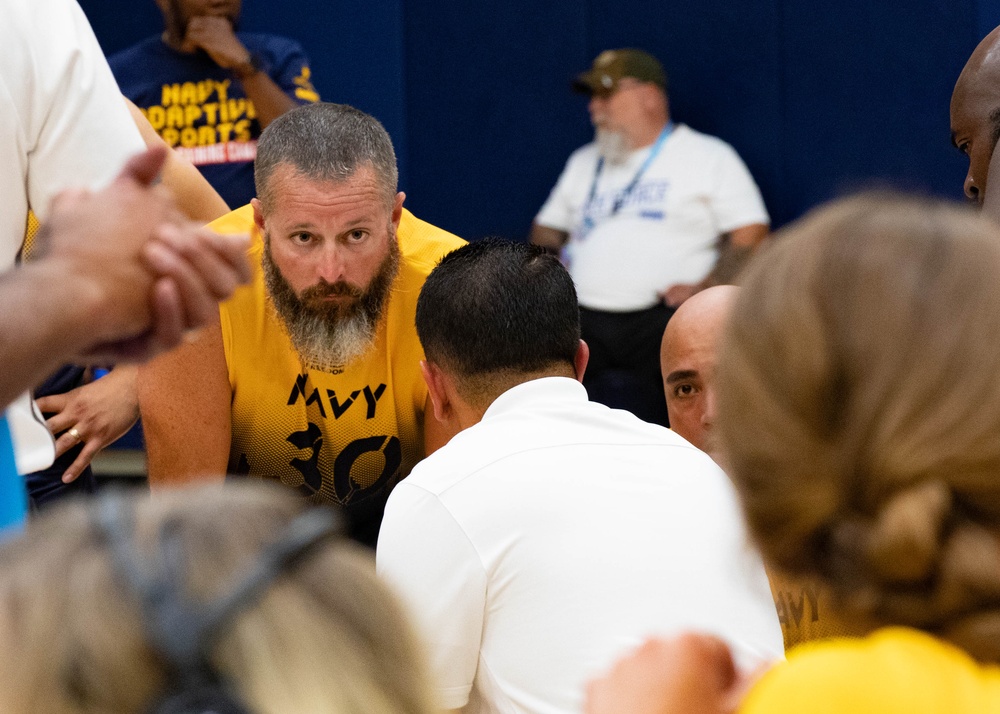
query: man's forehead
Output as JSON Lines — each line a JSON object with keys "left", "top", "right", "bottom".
{"left": 264, "top": 165, "right": 388, "bottom": 213}
{"left": 269, "top": 162, "right": 379, "bottom": 189}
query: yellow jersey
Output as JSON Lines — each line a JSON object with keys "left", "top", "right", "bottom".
{"left": 741, "top": 627, "right": 1000, "bottom": 713}
{"left": 768, "top": 573, "right": 862, "bottom": 650}
{"left": 210, "top": 205, "right": 464, "bottom": 544}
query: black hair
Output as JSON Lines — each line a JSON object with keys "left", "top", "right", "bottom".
{"left": 415, "top": 238, "right": 580, "bottom": 379}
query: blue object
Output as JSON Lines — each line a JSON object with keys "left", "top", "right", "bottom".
{"left": 0, "top": 415, "right": 28, "bottom": 533}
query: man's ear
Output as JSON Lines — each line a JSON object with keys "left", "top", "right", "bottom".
{"left": 420, "top": 359, "right": 451, "bottom": 423}
{"left": 391, "top": 192, "right": 405, "bottom": 228}
{"left": 574, "top": 339, "right": 590, "bottom": 382}
{"left": 251, "top": 198, "right": 266, "bottom": 234}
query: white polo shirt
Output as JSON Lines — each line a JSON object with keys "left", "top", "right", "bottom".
{"left": 377, "top": 377, "right": 783, "bottom": 714}
{"left": 536, "top": 124, "right": 768, "bottom": 311}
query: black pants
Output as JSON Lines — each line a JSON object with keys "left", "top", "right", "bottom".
{"left": 579, "top": 304, "right": 674, "bottom": 427}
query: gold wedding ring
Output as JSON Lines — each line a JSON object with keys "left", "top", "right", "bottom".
{"left": 67, "top": 427, "right": 82, "bottom": 443}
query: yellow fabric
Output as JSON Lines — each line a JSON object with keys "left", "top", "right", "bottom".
{"left": 211, "top": 205, "right": 464, "bottom": 510}
{"left": 768, "top": 573, "right": 862, "bottom": 650}
{"left": 21, "top": 211, "right": 40, "bottom": 261}
{"left": 740, "top": 627, "right": 1000, "bottom": 713}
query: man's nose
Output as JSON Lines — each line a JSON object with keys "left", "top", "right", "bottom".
{"left": 315, "top": 243, "right": 346, "bottom": 283}
{"left": 965, "top": 171, "right": 981, "bottom": 203}
{"left": 701, "top": 386, "right": 717, "bottom": 429}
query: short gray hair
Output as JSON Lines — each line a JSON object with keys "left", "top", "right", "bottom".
{"left": 254, "top": 103, "right": 399, "bottom": 211}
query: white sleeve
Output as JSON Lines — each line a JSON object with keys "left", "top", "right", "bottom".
{"left": 0, "top": 0, "right": 145, "bottom": 474}
{"left": 708, "top": 143, "right": 770, "bottom": 233}
{"left": 16, "top": 0, "right": 145, "bottom": 221}
{"left": 377, "top": 483, "right": 486, "bottom": 710}
{"left": 535, "top": 155, "right": 581, "bottom": 232}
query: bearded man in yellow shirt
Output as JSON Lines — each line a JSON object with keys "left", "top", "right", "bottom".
{"left": 139, "top": 103, "right": 464, "bottom": 545}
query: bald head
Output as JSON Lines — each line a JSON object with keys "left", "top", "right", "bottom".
{"left": 660, "top": 285, "right": 738, "bottom": 454}
{"left": 951, "top": 26, "right": 1000, "bottom": 203}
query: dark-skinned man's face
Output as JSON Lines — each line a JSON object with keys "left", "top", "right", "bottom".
{"left": 158, "top": 0, "right": 242, "bottom": 34}
{"left": 950, "top": 78, "right": 1000, "bottom": 204}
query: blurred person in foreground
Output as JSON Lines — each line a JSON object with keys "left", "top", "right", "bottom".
{"left": 0, "top": 482, "right": 437, "bottom": 714}
{"left": 27, "top": 98, "right": 232, "bottom": 503}
{"left": 587, "top": 194, "right": 1000, "bottom": 713}
{"left": 660, "top": 285, "right": 859, "bottom": 651}
{"left": 3, "top": 0, "right": 243, "bottom": 497}
{"left": 0, "top": 146, "right": 251, "bottom": 526}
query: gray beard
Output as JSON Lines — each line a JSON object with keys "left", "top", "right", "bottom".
{"left": 595, "top": 128, "right": 629, "bottom": 165}
{"left": 262, "top": 234, "right": 400, "bottom": 372}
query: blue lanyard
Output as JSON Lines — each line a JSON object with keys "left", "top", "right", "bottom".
{"left": 584, "top": 121, "right": 675, "bottom": 220}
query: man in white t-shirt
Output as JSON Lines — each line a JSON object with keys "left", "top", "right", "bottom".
{"left": 377, "top": 239, "right": 783, "bottom": 714}
{"left": 531, "top": 49, "right": 768, "bottom": 426}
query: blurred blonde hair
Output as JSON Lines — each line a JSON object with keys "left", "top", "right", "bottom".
{"left": 0, "top": 483, "right": 439, "bottom": 714}
{"left": 718, "top": 193, "right": 1000, "bottom": 661}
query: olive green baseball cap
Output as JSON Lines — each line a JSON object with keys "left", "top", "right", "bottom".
{"left": 572, "top": 48, "right": 667, "bottom": 96}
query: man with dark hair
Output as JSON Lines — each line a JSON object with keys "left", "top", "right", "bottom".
{"left": 531, "top": 49, "right": 769, "bottom": 426}
{"left": 109, "top": 0, "right": 320, "bottom": 208}
{"left": 377, "top": 239, "right": 783, "bottom": 714}
{"left": 139, "top": 103, "right": 464, "bottom": 546}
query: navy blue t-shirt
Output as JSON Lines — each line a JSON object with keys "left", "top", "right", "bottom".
{"left": 110, "top": 34, "right": 319, "bottom": 209}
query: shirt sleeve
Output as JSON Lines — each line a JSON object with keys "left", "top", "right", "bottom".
{"left": 535, "top": 154, "right": 582, "bottom": 232}
{"left": 266, "top": 38, "right": 320, "bottom": 104}
{"left": 376, "top": 482, "right": 487, "bottom": 710}
{"left": 707, "top": 143, "right": 769, "bottom": 234}
{"left": 21, "top": 0, "right": 145, "bottom": 220}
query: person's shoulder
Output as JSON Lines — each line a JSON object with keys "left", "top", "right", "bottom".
{"left": 672, "top": 124, "right": 740, "bottom": 155}
{"left": 397, "top": 209, "right": 466, "bottom": 276}
{"left": 238, "top": 32, "right": 306, "bottom": 56}
{"left": 741, "top": 628, "right": 998, "bottom": 713}
{"left": 213, "top": 206, "right": 264, "bottom": 326}
{"left": 208, "top": 204, "right": 256, "bottom": 235}
{"left": 108, "top": 36, "right": 174, "bottom": 80}
{"left": 107, "top": 35, "right": 167, "bottom": 66}
{"left": 564, "top": 141, "right": 600, "bottom": 168}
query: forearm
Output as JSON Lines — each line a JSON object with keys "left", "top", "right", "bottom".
{"left": 701, "top": 224, "right": 769, "bottom": 288}
{"left": 529, "top": 223, "right": 569, "bottom": 253}
{"left": 701, "top": 240, "right": 757, "bottom": 288}
{"left": 237, "top": 70, "right": 298, "bottom": 128}
{"left": 0, "top": 262, "right": 104, "bottom": 408}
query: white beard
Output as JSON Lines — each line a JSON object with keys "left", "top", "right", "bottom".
{"left": 283, "top": 309, "right": 376, "bottom": 372}
{"left": 595, "top": 128, "right": 629, "bottom": 165}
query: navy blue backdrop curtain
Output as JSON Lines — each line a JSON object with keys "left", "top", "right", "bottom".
{"left": 79, "top": 0, "right": 991, "bottom": 238}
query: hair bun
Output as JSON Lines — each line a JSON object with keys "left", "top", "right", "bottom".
{"left": 866, "top": 480, "right": 952, "bottom": 584}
